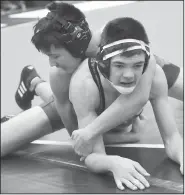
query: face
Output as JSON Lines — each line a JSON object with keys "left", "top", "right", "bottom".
{"left": 44, "top": 45, "right": 81, "bottom": 74}
{"left": 109, "top": 52, "right": 145, "bottom": 88}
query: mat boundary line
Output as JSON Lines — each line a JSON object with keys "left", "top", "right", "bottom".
{"left": 22, "top": 151, "right": 183, "bottom": 193}
{"left": 31, "top": 140, "right": 165, "bottom": 148}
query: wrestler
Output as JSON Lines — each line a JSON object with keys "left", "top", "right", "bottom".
{"left": 69, "top": 17, "right": 183, "bottom": 188}
{"left": 1, "top": 2, "right": 155, "bottom": 157}
{"left": 1, "top": 2, "right": 182, "bottom": 161}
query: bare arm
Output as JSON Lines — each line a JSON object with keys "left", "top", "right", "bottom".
{"left": 70, "top": 77, "right": 121, "bottom": 174}
{"left": 70, "top": 78, "right": 151, "bottom": 189}
{"left": 50, "top": 66, "right": 113, "bottom": 172}
{"left": 49, "top": 67, "right": 78, "bottom": 134}
{"left": 86, "top": 54, "right": 156, "bottom": 139}
{"left": 150, "top": 66, "right": 183, "bottom": 172}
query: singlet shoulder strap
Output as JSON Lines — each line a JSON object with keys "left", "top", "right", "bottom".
{"left": 88, "top": 58, "right": 105, "bottom": 115}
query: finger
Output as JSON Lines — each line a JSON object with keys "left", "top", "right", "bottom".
{"left": 71, "top": 131, "right": 77, "bottom": 140}
{"left": 139, "top": 114, "right": 147, "bottom": 121}
{"left": 78, "top": 148, "right": 89, "bottom": 157}
{"left": 73, "top": 143, "right": 82, "bottom": 156}
{"left": 71, "top": 132, "right": 75, "bottom": 140}
{"left": 132, "top": 170, "right": 150, "bottom": 188}
{"left": 120, "top": 178, "right": 137, "bottom": 191}
{"left": 73, "top": 137, "right": 81, "bottom": 151}
{"left": 128, "top": 175, "right": 146, "bottom": 190}
{"left": 114, "top": 177, "right": 125, "bottom": 191}
{"left": 75, "top": 144, "right": 88, "bottom": 157}
{"left": 74, "top": 148, "right": 81, "bottom": 156}
{"left": 80, "top": 157, "right": 86, "bottom": 161}
{"left": 133, "top": 162, "right": 150, "bottom": 176}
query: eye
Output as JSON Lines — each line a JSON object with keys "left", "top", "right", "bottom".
{"left": 134, "top": 64, "right": 143, "bottom": 68}
{"left": 53, "top": 55, "right": 60, "bottom": 59}
{"left": 115, "top": 64, "right": 123, "bottom": 68}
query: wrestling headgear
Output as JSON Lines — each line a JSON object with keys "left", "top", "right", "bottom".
{"left": 97, "top": 39, "right": 150, "bottom": 94}
{"left": 35, "top": 11, "right": 92, "bottom": 59}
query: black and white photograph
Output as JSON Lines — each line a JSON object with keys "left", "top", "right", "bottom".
{"left": 1, "top": 0, "right": 184, "bottom": 193}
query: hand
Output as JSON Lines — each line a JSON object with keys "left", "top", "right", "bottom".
{"left": 71, "top": 128, "right": 94, "bottom": 158}
{"left": 110, "top": 156, "right": 150, "bottom": 191}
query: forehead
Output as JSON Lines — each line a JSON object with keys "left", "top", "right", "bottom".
{"left": 111, "top": 52, "right": 145, "bottom": 64}
{"left": 42, "top": 45, "right": 65, "bottom": 56}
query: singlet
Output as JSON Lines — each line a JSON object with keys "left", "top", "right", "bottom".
{"left": 88, "top": 58, "right": 105, "bottom": 115}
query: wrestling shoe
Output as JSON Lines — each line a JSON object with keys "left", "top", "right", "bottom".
{"left": 1, "top": 115, "right": 15, "bottom": 123}
{"left": 15, "top": 65, "right": 40, "bottom": 110}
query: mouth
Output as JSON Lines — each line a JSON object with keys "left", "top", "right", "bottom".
{"left": 120, "top": 82, "right": 136, "bottom": 88}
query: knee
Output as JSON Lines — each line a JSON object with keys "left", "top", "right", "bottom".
{"left": 40, "top": 97, "right": 64, "bottom": 132}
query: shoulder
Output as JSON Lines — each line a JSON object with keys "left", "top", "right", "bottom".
{"left": 149, "top": 65, "right": 168, "bottom": 100}
{"left": 69, "top": 58, "right": 99, "bottom": 107}
{"left": 70, "top": 58, "right": 93, "bottom": 94}
{"left": 49, "top": 67, "right": 70, "bottom": 102}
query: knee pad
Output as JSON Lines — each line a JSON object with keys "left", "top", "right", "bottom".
{"left": 162, "top": 63, "right": 180, "bottom": 89}
{"left": 40, "top": 96, "right": 64, "bottom": 132}
{"left": 154, "top": 55, "right": 180, "bottom": 89}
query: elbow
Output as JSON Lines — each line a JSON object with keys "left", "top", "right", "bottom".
{"left": 164, "top": 131, "right": 182, "bottom": 146}
{"left": 164, "top": 132, "right": 182, "bottom": 161}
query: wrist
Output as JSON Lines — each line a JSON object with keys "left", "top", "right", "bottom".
{"left": 108, "top": 155, "right": 121, "bottom": 171}
{"left": 86, "top": 124, "right": 99, "bottom": 139}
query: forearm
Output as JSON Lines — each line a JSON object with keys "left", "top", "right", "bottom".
{"left": 86, "top": 95, "right": 146, "bottom": 138}
{"left": 84, "top": 153, "right": 115, "bottom": 173}
{"left": 151, "top": 97, "right": 183, "bottom": 165}
{"left": 165, "top": 132, "right": 183, "bottom": 164}
{"left": 104, "top": 131, "right": 140, "bottom": 145}
{"left": 55, "top": 99, "right": 78, "bottom": 134}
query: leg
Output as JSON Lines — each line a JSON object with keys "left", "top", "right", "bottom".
{"left": 31, "top": 76, "right": 53, "bottom": 102}
{"left": 1, "top": 98, "right": 64, "bottom": 157}
{"left": 15, "top": 65, "right": 53, "bottom": 110}
{"left": 154, "top": 55, "right": 183, "bottom": 101}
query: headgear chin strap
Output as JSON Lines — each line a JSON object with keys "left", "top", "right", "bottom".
{"left": 97, "top": 65, "right": 136, "bottom": 94}
{"left": 96, "top": 38, "right": 150, "bottom": 94}
{"left": 109, "top": 81, "right": 136, "bottom": 94}
{"left": 37, "top": 11, "right": 92, "bottom": 58}
{"left": 97, "top": 39, "right": 150, "bottom": 79}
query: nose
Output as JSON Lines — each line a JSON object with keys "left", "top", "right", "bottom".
{"left": 122, "top": 68, "right": 134, "bottom": 81}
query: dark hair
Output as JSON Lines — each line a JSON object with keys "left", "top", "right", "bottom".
{"left": 31, "top": 2, "right": 86, "bottom": 53}
{"left": 97, "top": 17, "right": 150, "bottom": 78}
{"left": 100, "top": 17, "right": 149, "bottom": 51}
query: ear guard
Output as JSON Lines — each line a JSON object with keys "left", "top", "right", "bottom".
{"left": 36, "top": 11, "right": 92, "bottom": 58}
{"left": 97, "top": 39, "right": 150, "bottom": 79}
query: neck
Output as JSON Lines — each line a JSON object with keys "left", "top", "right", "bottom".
{"left": 85, "top": 32, "right": 99, "bottom": 58}
{"left": 85, "top": 42, "right": 97, "bottom": 58}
